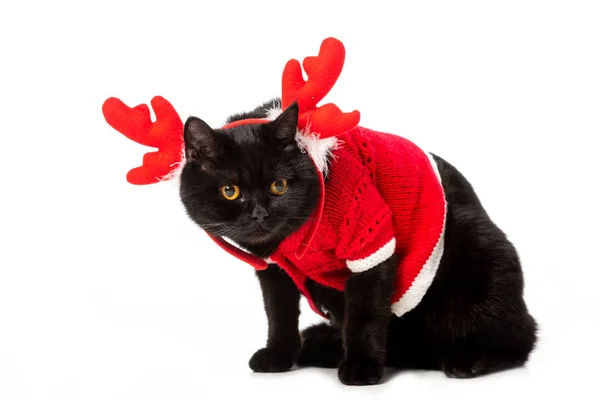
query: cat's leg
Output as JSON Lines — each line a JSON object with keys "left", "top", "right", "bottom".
{"left": 297, "top": 278, "right": 346, "bottom": 368}
{"left": 421, "top": 153, "right": 539, "bottom": 378}
{"left": 297, "top": 323, "right": 344, "bottom": 368}
{"left": 382, "top": 229, "right": 538, "bottom": 376}
{"left": 248, "top": 264, "right": 301, "bottom": 373}
{"left": 441, "top": 343, "right": 533, "bottom": 378}
{"left": 337, "top": 256, "right": 396, "bottom": 386}
{"left": 384, "top": 293, "right": 537, "bottom": 377}
{"left": 430, "top": 231, "right": 538, "bottom": 378}
{"left": 437, "top": 307, "right": 537, "bottom": 378}
{"left": 407, "top": 237, "right": 538, "bottom": 378}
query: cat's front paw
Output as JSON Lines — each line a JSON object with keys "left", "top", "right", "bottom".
{"left": 338, "top": 357, "right": 384, "bottom": 386}
{"left": 249, "top": 347, "right": 295, "bottom": 373}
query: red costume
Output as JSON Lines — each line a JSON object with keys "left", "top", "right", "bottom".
{"left": 102, "top": 37, "right": 447, "bottom": 319}
{"left": 264, "top": 126, "right": 446, "bottom": 317}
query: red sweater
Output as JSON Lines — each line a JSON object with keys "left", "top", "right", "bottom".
{"left": 266, "top": 126, "right": 447, "bottom": 318}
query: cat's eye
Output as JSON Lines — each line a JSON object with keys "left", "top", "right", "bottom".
{"left": 220, "top": 185, "right": 240, "bottom": 200}
{"left": 270, "top": 179, "right": 289, "bottom": 195}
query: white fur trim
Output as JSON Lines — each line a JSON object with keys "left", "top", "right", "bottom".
{"left": 266, "top": 106, "right": 337, "bottom": 175}
{"left": 159, "top": 144, "right": 186, "bottom": 183}
{"left": 391, "top": 152, "right": 446, "bottom": 317}
{"left": 265, "top": 107, "right": 282, "bottom": 120}
{"left": 295, "top": 131, "right": 337, "bottom": 175}
{"left": 175, "top": 105, "right": 336, "bottom": 181}
{"left": 265, "top": 108, "right": 338, "bottom": 175}
{"left": 170, "top": 104, "right": 282, "bottom": 183}
{"left": 346, "top": 238, "right": 396, "bottom": 273}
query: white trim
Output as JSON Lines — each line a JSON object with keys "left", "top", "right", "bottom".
{"left": 265, "top": 106, "right": 337, "bottom": 175}
{"left": 346, "top": 238, "right": 396, "bottom": 273}
{"left": 391, "top": 152, "right": 446, "bottom": 317}
{"left": 172, "top": 105, "right": 338, "bottom": 181}
{"left": 265, "top": 106, "right": 282, "bottom": 120}
{"left": 159, "top": 144, "right": 186, "bottom": 183}
{"left": 295, "top": 132, "right": 337, "bottom": 175}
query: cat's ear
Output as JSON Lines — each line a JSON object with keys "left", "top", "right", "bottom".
{"left": 269, "top": 102, "right": 299, "bottom": 145}
{"left": 184, "top": 117, "right": 222, "bottom": 162}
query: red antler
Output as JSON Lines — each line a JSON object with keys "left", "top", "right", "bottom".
{"left": 102, "top": 96, "right": 184, "bottom": 185}
{"left": 281, "top": 37, "right": 360, "bottom": 138}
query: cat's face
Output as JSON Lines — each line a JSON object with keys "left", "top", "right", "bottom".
{"left": 179, "top": 104, "right": 320, "bottom": 252}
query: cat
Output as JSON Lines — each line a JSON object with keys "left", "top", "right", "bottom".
{"left": 178, "top": 98, "right": 538, "bottom": 385}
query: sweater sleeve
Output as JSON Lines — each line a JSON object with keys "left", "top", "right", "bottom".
{"left": 336, "top": 176, "right": 396, "bottom": 273}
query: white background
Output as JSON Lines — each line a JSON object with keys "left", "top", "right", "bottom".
{"left": 1, "top": 1, "right": 599, "bottom": 399}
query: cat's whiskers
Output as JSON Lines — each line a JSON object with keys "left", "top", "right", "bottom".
{"left": 200, "top": 222, "right": 226, "bottom": 228}
{"left": 209, "top": 228, "right": 235, "bottom": 237}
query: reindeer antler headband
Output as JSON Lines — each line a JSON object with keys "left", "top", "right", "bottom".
{"left": 102, "top": 37, "right": 360, "bottom": 269}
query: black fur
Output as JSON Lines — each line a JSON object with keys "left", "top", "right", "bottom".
{"left": 338, "top": 256, "right": 396, "bottom": 385}
{"left": 225, "top": 98, "right": 281, "bottom": 125}
{"left": 180, "top": 101, "right": 319, "bottom": 256}
{"left": 249, "top": 266, "right": 301, "bottom": 372}
{"left": 179, "top": 100, "right": 538, "bottom": 385}
{"left": 297, "top": 322, "right": 343, "bottom": 368}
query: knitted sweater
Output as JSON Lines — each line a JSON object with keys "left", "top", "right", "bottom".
{"left": 268, "top": 126, "right": 447, "bottom": 318}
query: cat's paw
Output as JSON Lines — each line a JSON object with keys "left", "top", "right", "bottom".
{"left": 297, "top": 323, "right": 343, "bottom": 368}
{"left": 338, "top": 358, "right": 384, "bottom": 386}
{"left": 441, "top": 358, "right": 487, "bottom": 379}
{"left": 297, "top": 343, "right": 343, "bottom": 368}
{"left": 249, "top": 347, "right": 295, "bottom": 373}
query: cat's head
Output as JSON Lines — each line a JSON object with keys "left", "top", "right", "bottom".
{"left": 179, "top": 103, "right": 320, "bottom": 253}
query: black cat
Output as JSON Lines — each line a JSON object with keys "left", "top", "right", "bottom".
{"left": 179, "top": 99, "right": 537, "bottom": 385}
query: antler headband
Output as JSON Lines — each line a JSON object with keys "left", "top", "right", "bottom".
{"left": 102, "top": 37, "right": 360, "bottom": 185}
{"left": 102, "top": 37, "right": 360, "bottom": 270}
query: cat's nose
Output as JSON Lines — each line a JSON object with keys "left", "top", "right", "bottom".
{"left": 251, "top": 206, "right": 269, "bottom": 223}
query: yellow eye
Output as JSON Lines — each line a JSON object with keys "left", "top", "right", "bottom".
{"left": 220, "top": 185, "right": 240, "bottom": 200}
{"left": 270, "top": 179, "right": 289, "bottom": 195}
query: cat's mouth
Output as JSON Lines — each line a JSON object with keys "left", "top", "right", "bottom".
{"left": 252, "top": 223, "right": 278, "bottom": 236}
{"left": 243, "top": 220, "right": 285, "bottom": 242}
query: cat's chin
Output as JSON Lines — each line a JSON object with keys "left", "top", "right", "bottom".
{"left": 231, "top": 222, "right": 286, "bottom": 246}
{"left": 243, "top": 226, "right": 281, "bottom": 244}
